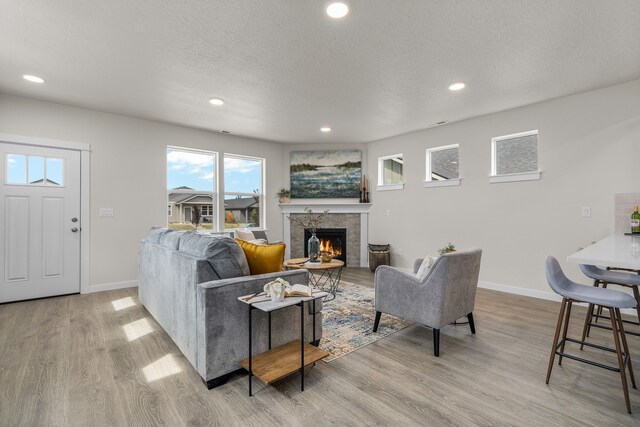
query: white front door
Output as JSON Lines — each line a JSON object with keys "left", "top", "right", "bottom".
{"left": 0, "top": 143, "right": 81, "bottom": 303}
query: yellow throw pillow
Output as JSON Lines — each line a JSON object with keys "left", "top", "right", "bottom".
{"left": 235, "top": 239, "right": 286, "bottom": 275}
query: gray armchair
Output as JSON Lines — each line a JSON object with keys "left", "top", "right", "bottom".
{"left": 373, "top": 248, "right": 482, "bottom": 356}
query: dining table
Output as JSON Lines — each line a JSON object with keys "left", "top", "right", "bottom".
{"left": 567, "top": 234, "right": 640, "bottom": 270}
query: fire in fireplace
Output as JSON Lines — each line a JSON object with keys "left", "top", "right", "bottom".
{"left": 304, "top": 228, "right": 347, "bottom": 265}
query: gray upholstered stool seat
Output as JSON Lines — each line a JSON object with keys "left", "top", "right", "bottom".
{"left": 545, "top": 256, "right": 637, "bottom": 414}
{"left": 580, "top": 264, "right": 640, "bottom": 286}
{"left": 550, "top": 278, "right": 637, "bottom": 308}
{"left": 579, "top": 264, "right": 640, "bottom": 340}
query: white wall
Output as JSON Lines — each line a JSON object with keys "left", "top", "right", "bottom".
{"left": 2, "top": 79, "right": 639, "bottom": 297}
{"left": 367, "top": 80, "right": 640, "bottom": 294}
{"left": 0, "top": 94, "right": 286, "bottom": 289}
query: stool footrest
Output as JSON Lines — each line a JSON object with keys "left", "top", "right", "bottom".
{"left": 555, "top": 338, "right": 629, "bottom": 372}
{"left": 588, "top": 314, "right": 640, "bottom": 337}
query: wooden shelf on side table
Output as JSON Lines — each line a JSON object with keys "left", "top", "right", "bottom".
{"left": 240, "top": 340, "right": 329, "bottom": 385}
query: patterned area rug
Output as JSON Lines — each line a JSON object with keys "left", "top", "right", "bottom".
{"left": 320, "top": 280, "right": 413, "bottom": 362}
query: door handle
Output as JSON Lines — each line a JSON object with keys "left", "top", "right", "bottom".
{"left": 71, "top": 227, "right": 79, "bottom": 232}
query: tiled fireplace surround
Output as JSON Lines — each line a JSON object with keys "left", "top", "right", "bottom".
{"left": 280, "top": 204, "right": 371, "bottom": 267}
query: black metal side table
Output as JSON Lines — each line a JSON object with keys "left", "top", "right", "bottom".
{"left": 238, "top": 291, "right": 329, "bottom": 396}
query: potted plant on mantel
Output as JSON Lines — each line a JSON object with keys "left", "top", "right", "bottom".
{"left": 438, "top": 242, "right": 456, "bottom": 255}
{"left": 277, "top": 188, "right": 291, "bottom": 204}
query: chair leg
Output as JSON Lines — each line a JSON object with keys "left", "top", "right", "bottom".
{"left": 433, "top": 329, "right": 440, "bottom": 357}
{"left": 546, "top": 298, "right": 567, "bottom": 384}
{"left": 609, "top": 307, "right": 632, "bottom": 414}
{"left": 632, "top": 286, "right": 640, "bottom": 325}
{"left": 558, "top": 300, "right": 573, "bottom": 366}
{"left": 373, "top": 311, "right": 381, "bottom": 332}
{"left": 467, "top": 312, "right": 476, "bottom": 334}
{"left": 616, "top": 308, "right": 637, "bottom": 390}
{"left": 580, "top": 303, "right": 594, "bottom": 350}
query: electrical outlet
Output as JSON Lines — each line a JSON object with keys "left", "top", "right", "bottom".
{"left": 582, "top": 207, "right": 591, "bottom": 218}
{"left": 99, "top": 208, "right": 114, "bottom": 217}
{"left": 386, "top": 209, "right": 391, "bottom": 216}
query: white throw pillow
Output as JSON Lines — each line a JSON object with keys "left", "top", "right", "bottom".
{"left": 235, "top": 229, "right": 255, "bottom": 241}
{"left": 248, "top": 238, "right": 268, "bottom": 245}
{"left": 417, "top": 256, "right": 439, "bottom": 282}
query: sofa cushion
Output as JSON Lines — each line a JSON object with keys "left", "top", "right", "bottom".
{"left": 179, "top": 233, "right": 250, "bottom": 278}
{"left": 147, "top": 227, "right": 171, "bottom": 244}
{"left": 235, "top": 239, "right": 286, "bottom": 275}
{"left": 158, "top": 229, "right": 185, "bottom": 249}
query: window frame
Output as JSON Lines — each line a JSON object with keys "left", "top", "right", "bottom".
{"left": 424, "top": 144, "right": 461, "bottom": 188}
{"left": 167, "top": 146, "right": 219, "bottom": 229}
{"left": 490, "top": 130, "right": 541, "bottom": 183}
{"left": 377, "top": 153, "right": 404, "bottom": 191}
{"left": 223, "top": 153, "right": 265, "bottom": 230}
{"left": 5, "top": 153, "right": 65, "bottom": 187}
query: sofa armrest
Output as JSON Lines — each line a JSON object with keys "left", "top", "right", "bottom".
{"left": 198, "top": 269, "right": 320, "bottom": 313}
{"left": 199, "top": 269, "right": 308, "bottom": 290}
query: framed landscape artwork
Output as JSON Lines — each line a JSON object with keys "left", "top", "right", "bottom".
{"left": 290, "top": 150, "right": 361, "bottom": 198}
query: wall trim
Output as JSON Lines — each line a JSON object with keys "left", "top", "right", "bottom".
{"left": 89, "top": 280, "right": 138, "bottom": 293}
{"left": 0, "top": 132, "right": 91, "bottom": 151}
{"left": 479, "top": 280, "right": 635, "bottom": 315}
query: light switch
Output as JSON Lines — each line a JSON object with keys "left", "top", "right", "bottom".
{"left": 100, "top": 208, "right": 114, "bottom": 217}
{"left": 582, "top": 207, "right": 591, "bottom": 218}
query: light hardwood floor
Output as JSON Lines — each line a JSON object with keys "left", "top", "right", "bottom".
{"left": 1, "top": 268, "right": 640, "bottom": 426}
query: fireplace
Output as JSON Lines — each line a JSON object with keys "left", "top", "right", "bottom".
{"left": 304, "top": 228, "right": 347, "bottom": 265}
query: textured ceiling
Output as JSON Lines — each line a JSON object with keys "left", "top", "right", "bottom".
{"left": 1, "top": 1, "right": 639, "bottom": 143}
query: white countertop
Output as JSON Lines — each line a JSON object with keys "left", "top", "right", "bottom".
{"left": 567, "top": 234, "right": 640, "bottom": 270}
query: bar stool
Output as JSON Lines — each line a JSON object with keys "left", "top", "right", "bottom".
{"left": 545, "top": 256, "right": 637, "bottom": 413}
{"left": 579, "top": 264, "right": 640, "bottom": 340}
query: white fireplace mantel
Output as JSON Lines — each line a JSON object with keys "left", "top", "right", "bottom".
{"left": 279, "top": 203, "right": 372, "bottom": 214}
{"left": 280, "top": 203, "right": 372, "bottom": 267}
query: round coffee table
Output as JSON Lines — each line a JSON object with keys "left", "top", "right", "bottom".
{"left": 283, "top": 258, "right": 344, "bottom": 301}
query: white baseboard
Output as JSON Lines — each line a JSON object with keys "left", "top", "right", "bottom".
{"left": 87, "top": 280, "right": 138, "bottom": 294}
{"left": 479, "top": 281, "right": 562, "bottom": 302}
{"left": 479, "top": 280, "right": 635, "bottom": 316}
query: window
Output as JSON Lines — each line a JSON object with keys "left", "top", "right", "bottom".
{"left": 425, "top": 144, "right": 460, "bottom": 187}
{"left": 224, "top": 154, "right": 264, "bottom": 229}
{"left": 201, "top": 205, "right": 213, "bottom": 216}
{"left": 167, "top": 147, "right": 217, "bottom": 229}
{"left": 490, "top": 130, "right": 540, "bottom": 183}
{"left": 377, "top": 154, "right": 404, "bottom": 191}
{"left": 6, "top": 154, "right": 64, "bottom": 186}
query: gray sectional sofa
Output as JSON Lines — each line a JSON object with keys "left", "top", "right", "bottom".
{"left": 138, "top": 228, "right": 322, "bottom": 388}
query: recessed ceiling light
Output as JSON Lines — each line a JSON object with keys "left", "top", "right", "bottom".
{"left": 209, "top": 97, "right": 224, "bottom": 106}
{"left": 23, "top": 74, "right": 45, "bottom": 83}
{"left": 320, "top": 127, "right": 332, "bottom": 133}
{"left": 448, "top": 82, "right": 466, "bottom": 91}
{"left": 327, "top": 2, "right": 349, "bottom": 18}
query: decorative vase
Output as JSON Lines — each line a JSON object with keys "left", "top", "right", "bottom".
{"left": 271, "top": 291, "right": 285, "bottom": 302}
{"left": 308, "top": 233, "right": 320, "bottom": 262}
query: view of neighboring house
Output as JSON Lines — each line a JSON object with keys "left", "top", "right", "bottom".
{"left": 168, "top": 186, "right": 260, "bottom": 227}
{"left": 224, "top": 196, "right": 260, "bottom": 227}
{"left": 168, "top": 186, "right": 214, "bottom": 223}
